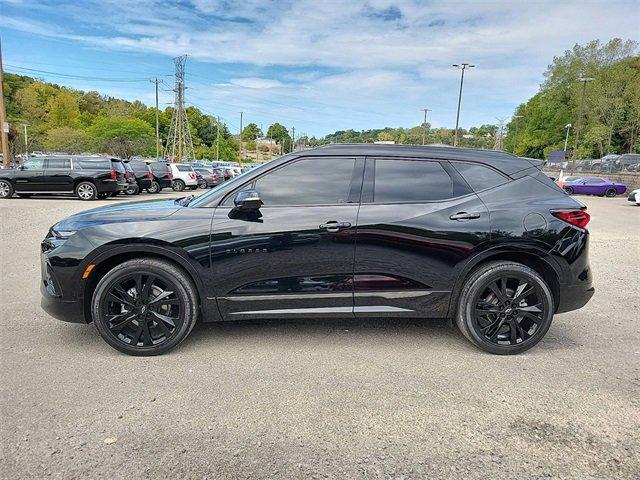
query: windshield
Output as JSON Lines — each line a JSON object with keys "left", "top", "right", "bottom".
{"left": 189, "top": 159, "right": 276, "bottom": 207}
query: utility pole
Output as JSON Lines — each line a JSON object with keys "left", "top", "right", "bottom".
{"left": 420, "top": 108, "right": 431, "bottom": 145}
{"left": 571, "top": 76, "right": 594, "bottom": 174}
{"left": 291, "top": 126, "right": 295, "bottom": 153}
{"left": 239, "top": 111, "right": 243, "bottom": 164}
{"left": 216, "top": 116, "right": 220, "bottom": 162}
{"left": 453, "top": 63, "right": 475, "bottom": 147}
{"left": 22, "top": 123, "right": 29, "bottom": 157}
{"left": 563, "top": 124, "right": 572, "bottom": 155}
{"left": 0, "top": 39, "right": 10, "bottom": 168}
{"left": 151, "top": 78, "right": 163, "bottom": 160}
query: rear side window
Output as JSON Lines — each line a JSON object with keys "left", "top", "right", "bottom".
{"left": 76, "top": 160, "right": 111, "bottom": 170}
{"left": 254, "top": 157, "right": 356, "bottom": 206}
{"left": 46, "top": 158, "right": 71, "bottom": 169}
{"left": 175, "top": 165, "right": 193, "bottom": 172}
{"left": 130, "top": 161, "right": 150, "bottom": 173}
{"left": 111, "top": 161, "right": 125, "bottom": 173}
{"left": 372, "top": 159, "right": 454, "bottom": 202}
{"left": 453, "top": 162, "right": 507, "bottom": 192}
{"left": 149, "top": 163, "right": 169, "bottom": 173}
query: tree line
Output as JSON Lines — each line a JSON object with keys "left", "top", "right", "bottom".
{"left": 2, "top": 37, "right": 638, "bottom": 161}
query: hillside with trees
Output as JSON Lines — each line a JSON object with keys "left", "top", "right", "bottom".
{"left": 2, "top": 37, "right": 638, "bottom": 161}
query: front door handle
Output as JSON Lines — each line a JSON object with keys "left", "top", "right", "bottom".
{"left": 449, "top": 212, "right": 481, "bottom": 221}
{"left": 319, "top": 221, "right": 352, "bottom": 232}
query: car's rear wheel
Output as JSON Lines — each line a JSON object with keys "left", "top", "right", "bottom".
{"left": 0, "top": 180, "right": 14, "bottom": 198}
{"left": 172, "top": 179, "right": 185, "bottom": 192}
{"left": 456, "top": 261, "right": 554, "bottom": 355}
{"left": 147, "top": 180, "right": 161, "bottom": 194}
{"left": 125, "top": 184, "right": 139, "bottom": 195}
{"left": 605, "top": 188, "right": 616, "bottom": 197}
{"left": 91, "top": 258, "right": 198, "bottom": 356}
{"left": 76, "top": 181, "right": 97, "bottom": 201}
{"left": 564, "top": 186, "right": 574, "bottom": 194}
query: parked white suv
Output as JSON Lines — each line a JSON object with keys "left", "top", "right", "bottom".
{"left": 168, "top": 163, "right": 198, "bottom": 191}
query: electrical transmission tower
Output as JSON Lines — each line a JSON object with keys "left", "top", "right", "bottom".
{"left": 494, "top": 117, "right": 506, "bottom": 150}
{"left": 164, "top": 55, "right": 195, "bottom": 162}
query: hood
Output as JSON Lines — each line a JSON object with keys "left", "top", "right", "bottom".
{"left": 53, "top": 198, "right": 182, "bottom": 232}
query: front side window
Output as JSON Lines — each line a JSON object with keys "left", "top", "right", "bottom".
{"left": 46, "top": 158, "right": 71, "bottom": 169}
{"left": 453, "top": 162, "right": 507, "bottom": 192}
{"left": 372, "top": 159, "right": 454, "bottom": 202}
{"left": 253, "top": 157, "right": 356, "bottom": 206}
{"left": 22, "top": 158, "right": 45, "bottom": 170}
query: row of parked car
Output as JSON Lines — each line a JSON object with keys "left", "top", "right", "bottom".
{"left": 0, "top": 155, "right": 243, "bottom": 200}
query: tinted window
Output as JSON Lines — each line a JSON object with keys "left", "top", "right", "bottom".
{"left": 149, "top": 162, "right": 169, "bottom": 173}
{"left": 585, "top": 178, "right": 604, "bottom": 184}
{"left": 453, "top": 162, "right": 507, "bottom": 192}
{"left": 175, "top": 165, "right": 193, "bottom": 172}
{"left": 22, "top": 158, "right": 45, "bottom": 170}
{"left": 254, "top": 158, "right": 355, "bottom": 205}
{"left": 76, "top": 159, "right": 111, "bottom": 170}
{"left": 373, "top": 159, "right": 453, "bottom": 202}
{"left": 46, "top": 158, "right": 71, "bottom": 169}
{"left": 111, "top": 161, "right": 125, "bottom": 173}
{"left": 130, "top": 160, "right": 150, "bottom": 173}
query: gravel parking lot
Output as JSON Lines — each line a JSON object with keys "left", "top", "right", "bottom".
{"left": 1, "top": 191, "right": 638, "bottom": 479}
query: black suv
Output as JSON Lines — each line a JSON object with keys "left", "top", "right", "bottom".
{"left": 122, "top": 160, "right": 153, "bottom": 195}
{"left": 0, "top": 156, "right": 127, "bottom": 200}
{"left": 146, "top": 161, "right": 173, "bottom": 193}
{"left": 40, "top": 145, "right": 594, "bottom": 355}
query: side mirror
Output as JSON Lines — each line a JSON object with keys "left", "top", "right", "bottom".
{"left": 234, "top": 189, "right": 262, "bottom": 211}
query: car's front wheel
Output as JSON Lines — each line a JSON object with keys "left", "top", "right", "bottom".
{"left": 455, "top": 261, "right": 554, "bottom": 355}
{"left": 0, "top": 180, "right": 14, "bottom": 198}
{"left": 91, "top": 258, "right": 199, "bottom": 356}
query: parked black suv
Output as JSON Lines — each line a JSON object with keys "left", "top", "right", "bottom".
{"left": 146, "top": 161, "right": 173, "bottom": 193}
{"left": 40, "top": 145, "right": 594, "bottom": 355}
{"left": 123, "top": 160, "right": 153, "bottom": 195}
{"left": 0, "top": 156, "right": 127, "bottom": 200}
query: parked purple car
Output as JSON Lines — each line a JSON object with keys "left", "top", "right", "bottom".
{"left": 563, "top": 177, "right": 627, "bottom": 197}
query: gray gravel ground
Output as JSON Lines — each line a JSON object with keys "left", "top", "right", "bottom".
{"left": 1, "top": 191, "right": 639, "bottom": 479}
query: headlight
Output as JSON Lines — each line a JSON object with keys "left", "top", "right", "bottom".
{"left": 49, "top": 225, "right": 77, "bottom": 240}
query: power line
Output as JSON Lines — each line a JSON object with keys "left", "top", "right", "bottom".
{"left": 5, "top": 65, "right": 154, "bottom": 83}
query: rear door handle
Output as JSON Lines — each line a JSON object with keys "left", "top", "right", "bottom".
{"left": 449, "top": 212, "right": 481, "bottom": 221}
{"left": 319, "top": 221, "right": 352, "bottom": 232}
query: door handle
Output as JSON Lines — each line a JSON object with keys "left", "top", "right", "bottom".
{"left": 319, "top": 221, "right": 351, "bottom": 232}
{"left": 449, "top": 212, "right": 480, "bottom": 221}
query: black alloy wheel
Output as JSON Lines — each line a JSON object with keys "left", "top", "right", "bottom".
{"left": 92, "top": 258, "right": 198, "bottom": 355}
{"left": 147, "top": 180, "right": 161, "bottom": 194}
{"left": 456, "top": 261, "right": 553, "bottom": 354}
{"left": 564, "top": 186, "right": 574, "bottom": 194}
{"left": 605, "top": 188, "right": 616, "bottom": 197}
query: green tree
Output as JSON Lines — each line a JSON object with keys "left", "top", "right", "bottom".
{"left": 44, "top": 127, "right": 91, "bottom": 153}
{"left": 89, "top": 117, "right": 154, "bottom": 158}
{"left": 47, "top": 90, "right": 82, "bottom": 129}
{"left": 266, "top": 123, "right": 291, "bottom": 151}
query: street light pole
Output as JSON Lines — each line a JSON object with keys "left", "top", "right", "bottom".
{"left": 420, "top": 108, "right": 431, "bottom": 145}
{"left": 570, "top": 76, "right": 594, "bottom": 174}
{"left": 563, "top": 123, "right": 572, "bottom": 155}
{"left": 22, "top": 123, "right": 29, "bottom": 157}
{"left": 453, "top": 63, "right": 475, "bottom": 147}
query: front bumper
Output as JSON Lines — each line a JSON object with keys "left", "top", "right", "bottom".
{"left": 40, "top": 281, "right": 86, "bottom": 323}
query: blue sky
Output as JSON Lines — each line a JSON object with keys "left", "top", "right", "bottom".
{"left": 2, "top": 0, "right": 639, "bottom": 137}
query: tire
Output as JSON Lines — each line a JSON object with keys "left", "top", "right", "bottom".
{"left": 91, "top": 258, "right": 199, "bottom": 356}
{"left": 147, "top": 180, "right": 161, "bottom": 194}
{"left": 0, "top": 180, "right": 14, "bottom": 198}
{"left": 605, "top": 188, "right": 616, "bottom": 197}
{"left": 564, "top": 186, "right": 574, "bottom": 194}
{"left": 455, "top": 261, "right": 554, "bottom": 355}
{"left": 172, "top": 179, "right": 185, "bottom": 192}
{"left": 75, "top": 181, "right": 97, "bottom": 201}
{"left": 124, "top": 184, "right": 139, "bottom": 195}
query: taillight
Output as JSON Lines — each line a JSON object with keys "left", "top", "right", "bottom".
{"left": 189, "top": 172, "right": 196, "bottom": 180}
{"left": 210, "top": 173, "right": 218, "bottom": 179}
{"left": 110, "top": 169, "right": 117, "bottom": 180}
{"left": 552, "top": 209, "right": 591, "bottom": 229}
{"left": 147, "top": 171, "right": 153, "bottom": 180}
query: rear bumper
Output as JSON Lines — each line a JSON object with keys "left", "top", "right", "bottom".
{"left": 137, "top": 178, "right": 152, "bottom": 189}
{"left": 556, "top": 284, "right": 595, "bottom": 314}
{"left": 158, "top": 178, "right": 173, "bottom": 188}
{"left": 97, "top": 180, "right": 127, "bottom": 194}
